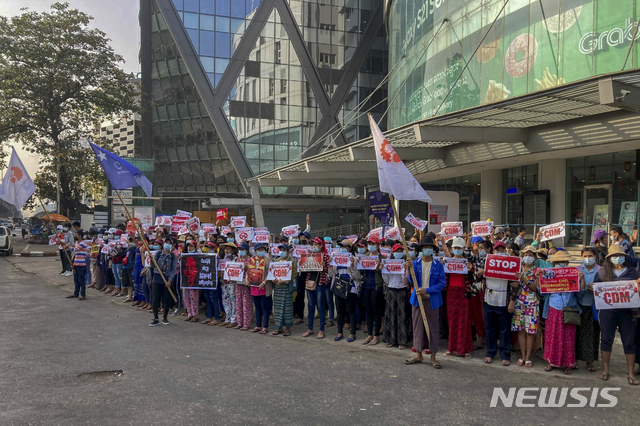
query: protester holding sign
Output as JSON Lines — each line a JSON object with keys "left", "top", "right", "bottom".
{"left": 149, "top": 237, "right": 177, "bottom": 326}
{"left": 218, "top": 242, "right": 238, "bottom": 328}
{"left": 247, "top": 243, "right": 271, "bottom": 334}
{"left": 509, "top": 246, "right": 540, "bottom": 368}
{"left": 576, "top": 247, "right": 601, "bottom": 372}
{"left": 330, "top": 239, "right": 361, "bottom": 343}
{"left": 181, "top": 241, "right": 200, "bottom": 323}
{"left": 270, "top": 244, "right": 297, "bottom": 336}
{"left": 541, "top": 251, "right": 585, "bottom": 374}
{"left": 234, "top": 243, "right": 253, "bottom": 331}
{"left": 592, "top": 244, "right": 640, "bottom": 385}
{"left": 302, "top": 238, "right": 330, "bottom": 339}
{"left": 359, "top": 236, "right": 384, "bottom": 346}
{"left": 381, "top": 244, "right": 410, "bottom": 350}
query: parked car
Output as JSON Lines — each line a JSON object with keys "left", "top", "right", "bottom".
{"left": 0, "top": 219, "right": 14, "bottom": 230}
{"left": 0, "top": 226, "right": 14, "bottom": 255}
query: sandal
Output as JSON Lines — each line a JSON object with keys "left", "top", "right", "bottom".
{"left": 78, "top": 296, "right": 85, "bottom": 300}
{"left": 283, "top": 331, "right": 291, "bottom": 336}
{"left": 189, "top": 317, "right": 199, "bottom": 322}
{"left": 431, "top": 360, "right": 442, "bottom": 369}
{"left": 516, "top": 359, "right": 525, "bottom": 366}
{"left": 184, "top": 316, "right": 193, "bottom": 322}
{"left": 66, "top": 294, "right": 77, "bottom": 298}
{"left": 628, "top": 376, "right": 639, "bottom": 386}
{"left": 272, "top": 330, "right": 281, "bottom": 336}
{"left": 404, "top": 358, "right": 422, "bottom": 365}
{"left": 525, "top": 360, "right": 533, "bottom": 368}
{"left": 294, "top": 319, "right": 304, "bottom": 325}
{"left": 259, "top": 328, "right": 268, "bottom": 334}
{"left": 368, "top": 337, "right": 379, "bottom": 346}
{"left": 464, "top": 353, "right": 472, "bottom": 359}
{"left": 362, "top": 336, "right": 373, "bottom": 345}
{"left": 586, "top": 364, "right": 597, "bottom": 372}
{"left": 201, "top": 318, "right": 212, "bottom": 324}
{"left": 598, "top": 373, "right": 609, "bottom": 381}
{"left": 316, "top": 331, "right": 325, "bottom": 339}
{"left": 564, "top": 367, "right": 572, "bottom": 375}
{"left": 398, "top": 345, "right": 406, "bottom": 350}
{"left": 544, "top": 365, "right": 555, "bottom": 372}
{"left": 302, "top": 330, "right": 314, "bottom": 337}
{"left": 251, "top": 327, "right": 261, "bottom": 333}
{"left": 240, "top": 327, "right": 249, "bottom": 331}
{"left": 386, "top": 344, "right": 394, "bottom": 348}
{"left": 502, "top": 360, "right": 510, "bottom": 366}
{"left": 483, "top": 357, "right": 493, "bottom": 364}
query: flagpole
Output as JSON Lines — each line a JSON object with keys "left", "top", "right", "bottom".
{"left": 388, "top": 194, "right": 431, "bottom": 343}
{"left": 38, "top": 196, "right": 74, "bottom": 273}
{"left": 114, "top": 190, "right": 177, "bottom": 303}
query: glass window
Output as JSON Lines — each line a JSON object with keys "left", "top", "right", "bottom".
{"left": 183, "top": 12, "right": 199, "bottom": 29}
{"left": 215, "top": 32, "right": 231, "bottom": 58}
{"left": 187, "top": 29, "right": 199, "bottom": 52}
{"left": 200, "top": 14, "right": 215, "bottom": 30}
{"left": 200, "top": 0, "right": 214, "bottom": 14}
{"left": 200, "top": 30, "right": 214, "bottom": 56}
{"left": 231, "top": 1, "right": 245, "bottom": 18}
{"left": 172, "top": 0, "right": 183, "bottom": 10}
{"left": 183, "top": 0, "right": 199, "bottom": 13}
{"left": 215, "top": 58, "right": 229, "bottom": 74}
{"left": 216, "top": 16, "right": 230, "bottom": 33}
{"left": 200, "top": 56, "right": 214, "bottom": 73}
{"left": 216, "top": 0, "right": 231, "bottom": 16}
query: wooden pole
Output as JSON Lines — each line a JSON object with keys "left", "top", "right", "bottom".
{"left": 388, "top": 194, "right": 431, "bottom": 342}
{"left": 38, "top": 196, "right": 74, "bottom": 273}
{"left": 114, "top": 190, "right": 177, "bottom": 303}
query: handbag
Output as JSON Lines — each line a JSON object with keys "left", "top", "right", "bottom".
{"left": 331, "top": 275, "right": 350, "bottom": 299}
{"left": 562, "top": 307, "right": 581, "bottom": 326}
{"left": 305, "top": 271, "right": 319, "bottom": 291}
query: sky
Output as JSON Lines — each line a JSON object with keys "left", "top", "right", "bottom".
{"left": 0, "top": 0, "right": 141, "bottom": 196}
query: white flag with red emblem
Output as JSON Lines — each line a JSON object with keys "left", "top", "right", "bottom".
{"left": 368, "top": 115, "right": 431, "bottom": 203}
{"left": 0, "top": 147, "right": 36, "bottom": 210}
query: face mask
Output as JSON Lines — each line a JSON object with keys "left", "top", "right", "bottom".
{"left": 312, "top": 247, "right": 321, "bottom": 253}
{"left": 291, "top": 238, "right": 299, "bottom": 245}
{"left": 409, "top": 251, "right": 416, "bottom": 259}
{"left": 610, "top": 235, "right": 616, "bottom": 241}
{"left": 422, "top": 248, "right": 433, "bottom": 257}
{"left": 256, "top": 251, "right": 266, "bottom": 258}
{"left": 357, "top": 247, "right": 366, "bottom": 254}
{"left": 188, "top": 248, "right": 196, "bottom": 253}
{"left": 583, "top": 257, "right": 595, "bottom": 266}
{"left": 368, "top": 245, "right": 377, "bottom": 253}
{"left": 278, "top": 251, "right": 287, "bottom": 258}
{"left": 478, "top": 250, "right": 487, "bottom": 258}
{"left": 611, "top": 256, "right": 625, "bottom": 265}
{"left": 227, "top": 238, "right": 234, "bottom": 243}
{"left": 108, "top": 234, "right": 113, "bottom": 239}
{"left": 63, "top": 228, "right": 68, "bottom": 231}
{"left": 98, "top": 234, "right": 103, "bottom": 239}
{"left": 163, "top": 243, "right": 172, "bottom": 251}
{"left": 496, "top": 252, "right": 507, "bottom": 256}
{"left": 238, "top": 250, "right": 247, "bottom": 257}
{"left": 340, "top": 248, "right": 348, "bottom": 253}
{"left": 150, "top": 245, "right": 159, "bottom": 250}
{"left": 523, "top": 256, "right": 534, "bottom": 265}
{"left": 393, "top": 252, "right": 404, "bottom": 259}
{"left": 452, "top": 248, "right": 463, "bottom": 256}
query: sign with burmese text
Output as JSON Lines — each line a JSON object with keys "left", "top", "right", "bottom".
{"left": 471, "top": 221, "right": 493, "bottom": 237}
{"left": 267, "top": 261, "right": 292, "bottom": 281}
{"left": 180, "top": 254, "right": 217, "bottom": 290}
{"left": 298, "top": 253, "right": 323, "bottom": 272}
{"left": 357, "top": 256, "right": 379, "bottom": 270}
{"left": 440, "top": 221, "right": 463, "bottom": 237}
{"left": 594, "top": 281, "right": 640, "bottom": 310}
{"left": 539, "top": 221, "right": 566, "bottom": 242}
{"left": 539, "top": 267, "right": 580, "bottom": 293}
{"left": 442, "top": 257, "right": 468, "bottom": 274}
{"left": 381, "top": 259, "right": 405, "bottom": 275}
{"left": 223, "top": 261, "right": 245, "bottom": 282}
{"left": 483, "top": 254, "right": 521, "bottom": 281}
{"left": 330, "top": 253, "right": 352, "bottom": 267}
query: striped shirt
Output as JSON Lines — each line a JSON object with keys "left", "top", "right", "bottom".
{"left": 73, "top": 245, "right": 88, "bottom": 267}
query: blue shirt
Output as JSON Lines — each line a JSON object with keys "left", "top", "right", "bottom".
{"left": 577, "top": 263, "right": 600, "bottom": 306}
{"left": 408, "top": 257, "right": 446, "bottom": 310}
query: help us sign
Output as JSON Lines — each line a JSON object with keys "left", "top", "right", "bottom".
{"left": 440, "top": 222, "right": 463, "bottom": 237}
{"left": 484, "top": 254, "right": 521, "bottom": 281}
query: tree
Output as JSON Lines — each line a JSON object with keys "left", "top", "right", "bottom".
{"left": 0, "top": 2, "right": 140, "bottom": 216}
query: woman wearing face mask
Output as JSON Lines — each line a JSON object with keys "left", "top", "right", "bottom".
{"left": 216, "top": 242, "right": 237, "bottom": 328}
{"left": 132, "top": 237, "right": 146, "bottom": 306}
{"left": 331, "top": 239, "right": 362, "bottom": 342}
{"left": 510, "top": 246, "right": 540, "bottom": 368}
{"left": 141, "top": 239, "right": 162, "bottom": 311}
{"left": 541, "top": 250, "right": 585, "bottom": 374}
{"left": 271, "top": 244, "right": 298, "bottom": 336}
{"left": 110, "top": 233, "right": 125, "bottom": 297}
{"left": 234, "top": 242, "right": 253, "bottom": 330}
{"left": 150, "top": 237, "right": 177, "bottom": 326}
{"left": 381, "top": 244, "right": 410, "bottom": 350}
{"left": 303, "top": 237, "right": 330, "bottom": 339}
{"left": 440, "top": 237, "right": 474, "bottom": 358}
{"left": 593, "top": 245, "right": 640, "bottom": 385}
{"left": 181, "top": 240, "right": 200, "bottom": 322}
{"left": 590, "top": 230, "right": 609, "bottom": 266}
{"left": 358, "top": 237, "right": 384, "bottom": 345}
{"left": 575, "top": 247, "right": 600, "bottom": 372}
{"left": 247, "top": 243, "right": 272, "bottom": 334}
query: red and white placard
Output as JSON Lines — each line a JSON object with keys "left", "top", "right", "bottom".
{"left": 230, "top": 216, "right": 247, "bottom": 228}
{"left": 223, "top": 261, "right": 245, "bottom": 282}
{"left": 483, "top": 254, "right": 521, "bottom": 281}
{"left": 471, "top": 221, "right": 493, "bottom": 237}
{"left": 539, "top": 221, "right": 566, "bottom": 242}
{"left": 381, "top": 259, "right": 405, "bottom": 275}
{"left": 357, "top": 256, "right": 378, "bottom": 270}
{"left": 405, "top": 213, "right": 427, "bottom": 231}
{"left": 281, "top": 225, "right": 299, "bottom": 238}
{"left": 330, "top": 253, "right": 352, "bottom": 267}
{"left": 267, "top": 261, "right": 292, "bottom": 281}
{"left": 442, "top": 257, "right": 468, "bottom": 274}
{"left": 440, "top": 222, "right": 463, "bottom": 237}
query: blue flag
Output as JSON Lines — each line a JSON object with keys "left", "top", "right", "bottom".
{"left": 89, "top": 142, "right": 152, "bottom": 198}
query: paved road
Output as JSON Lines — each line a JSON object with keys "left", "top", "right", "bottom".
{"left": 1, "top": 256, "right": 638, "bottom": 425}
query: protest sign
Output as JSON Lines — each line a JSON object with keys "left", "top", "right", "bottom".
{"left": 381, "top": 259, "right": 405, "bottom": 274}
{"left": 217, "top": 259, "right": 227, "bottom": 272}
{"left": 594, "top": 281, "right": 640, "bottom": 310}
{"left": 282, "top": 225, "right": 299, "bottom": 238}
{"left": 101, "top": 245, "right": 110, "bottom": 254}
{"left": 170, "top": 223, "right": 180, "bottom": 233}
{"left": 471, "top": 221, "right": 493, "bottom": 237}
{"left": 440, "top": 222, "right": 463, "bottom": 237}
{"left": 253, "top": 230, "right": 270, "bottom": 243}
{"left": 254, "top": 227, "right": 268, "bottom": 232}
{"left": 178, "top": 226, "right": 189, "bottom": 236}
{"left": 298, "top": 253, "right": 323, "bottom": 272}
{"left": 180, "top": 254, "right": 217, "bottom": 290}
{"left": 366, "top": 227, "right": 383, "bottom": 241}
{"left": 484, "top": 254, "right": 521, "bottom": 281}
{"left": 235, "top": 227, "right": 253, "bottom": 244}
{"left": 216, "top": 208, "right": 228, "bottom": 221}
{"left": 384, "top": 226, "right": 405, "bottom": 240}
{"left": 223, "top": 261, "right": 245, "bottom": 282}
{"left": 540, "top": 221, "right": 566, "bottom": 242}
{"left": 344, "top": 235, "right": 358, "bottom": 243}
{"left": 220, "top": 226, "right": 232, "bottom": 236}
{"left": 357, "top": 256, "right": 379, "bottom": 270}
{"left": 379, "top": 248, "right": 391, "bottom": 259}
{"left": 202, "top": 224, "right": 215, "bottom": 234}
{"left": 539, "top": 267, "right": 580, "bottom": 293}
{"left": 330, "top": 253, "right": 352, "bottom": 267}
{"left": 185, "top": 216, "right": 201, "bottom": 233}
{"left": 269, "top": 243, "right": 280, "bottom": 257}
{"left": 162, "top": 216, "right": 172, "bottom": 226}
{"left": 405, "top": 213, "right": 427, "bottom": 231}
{"left": 442, "top": 257, "right": 468, "bottom": 274}
{"left": 120, "top": 234, "right": 129, "bottom": 243}
{"left": 293, "top": 245, "right": 310, "bottom": 258}
{"left": 267, "top": 261, "right": 293, "bottom": 281}
{"left": 230, "top": 216, "right": 247, "bottom": 228}
{"left": 176, "top": 209, "right": 192, "bottom": 218}
{"left": 48, "top": 234, "right": 59, "bottom": 246}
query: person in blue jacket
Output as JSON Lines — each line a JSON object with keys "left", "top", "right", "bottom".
{"left": 404, "top": 236, "right": 446, "bottom": 368}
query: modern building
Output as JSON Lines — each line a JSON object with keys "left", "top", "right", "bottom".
{"left": 97, "top": 113, "right": 143, "bottom": 158}
{"left": 250, "top": 0, "right": 640, "bottom": 246}
{"left": 139, "top": 0, "right": 388, "bottom": 227}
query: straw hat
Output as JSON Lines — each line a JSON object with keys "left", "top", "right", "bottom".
{"left": 548, "top": 250, "right": 573, "bottom": 263}
{"left": 522, "top": 245, "right": 537, "bottom": 255}
{"left": 606, "top": 244, "right": 627, "bottom": 258}
{"left": 220, "top": 242, "right": 238, "bottom": 249}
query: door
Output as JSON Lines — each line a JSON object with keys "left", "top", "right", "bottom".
{"left": 583, "top": 185, "right": 612, "bottom": 246}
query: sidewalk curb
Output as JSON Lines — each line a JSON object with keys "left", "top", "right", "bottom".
{"left": 16, "top": 251, "right": 58, "bottom": 257}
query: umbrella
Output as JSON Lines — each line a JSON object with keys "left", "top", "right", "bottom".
{"left": 33, "top": 212, "right": 69, "bottom": 222}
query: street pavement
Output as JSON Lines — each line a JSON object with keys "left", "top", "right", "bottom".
{"left": 1, "top": 255, "right": 639, "bottom": 425}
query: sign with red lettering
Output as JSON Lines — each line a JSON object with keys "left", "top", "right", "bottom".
{"left": 162, "top": 216, "right": 172, "bottom": 226}
{"left": 253, "top": 230, "right": 270, "bottom": 243}
{"left": 216, "top": 208, "right": 228, "bottom": 221}
{"left": 235, "top": 227, "right": 253, "bottom": 244}
{"left": 267, "top": 261, "right": 292, "bottom": 281}
{"left": 230, "top": 216, "right": 246, "bottom": 228}
{"left": 178, "top": 225, "right": 189, "bottom": 236}
{"left": 176, "top": 209, "right": 192, "bottom": 218}
{"left": 344, "top": 235, "right": 358, "bottom": 243}
{"left": 282, "top": 225, "right": 299, "bottom": 238}
{"left": 170, "top": 223, "right": 180, "bottom": 233}
{"left": 269, "top": 243, "right": 279, "bottom": 257}
{"left": 366, "top": 227, "right": 383, "bottom": 241}
{"left": 539, "top": 267, "right": 580, "bottom": 293}
{"left": 405, "top": 213, "right": 427, "bottom": 231}
{"left": 299, "top": 253, "right": 323, "bottom": 272}
{"left": 442, "top": 257, "right": 468, "bottom": 274}
{"left": 254, "top": 227, "right": 268, "bottom": 232}
{"left": 379, "top": 248, "right": 391, "bottom": 259}
{"left": 293, "top": 245, "right": 310, "bottom": 258}
{"left": 357, "top": 256, "right": 378, "bottom": 270}
{"left": 330, "top": 253, "right": 352, "bottom": 267}
{"left": 220, "top": 226, "right": 232, "bottom": 237}
{"left": 471, "top": 221, "right": 493, "bottom": 237}
{"left": 484, "top": 254, "right": 521, "bottom": 281}
{"left": 594, "top": 281, "right": 640, "bottom": 310}
{"left": 202, "top": 224, "right": 215, "bottom": 234}
{"left": 381, "top": 259, "right": 405, "bottom": 275}
{"left": 217, "top": 259, "right": 227, "bottom": 272}
{"left": 440, "top": 222, "right": 463, "bottom": 237}
{"left": 540, "top": 221, "right": 566, "bottom": 242}
{"left": 384, "top": 226, "right": 405, "bottom": 240}
{"left": 185, "top": 216, "right": 201, "bottom": 233}
{"left": 48, "top": 234, "right": 60, "bottom": 246}
{"left": 223, "top": 261, "right": 245, "bottom": 282}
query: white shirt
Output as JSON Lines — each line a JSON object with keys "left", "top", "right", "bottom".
{"left": 421, "top": 260, "right": 432, "bottom": 289}
{"left": 382, "top": 273, "right": 409, "bottom": 289}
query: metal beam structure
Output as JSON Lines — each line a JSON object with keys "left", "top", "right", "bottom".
{"left": 305, "top": 161, "right": 376, "bottom": 173}
{"left": 348, "top": 146, "right": 446, "bottom": 161}
{"left": 414, "top": 124, "right": 529, "bottom": 143}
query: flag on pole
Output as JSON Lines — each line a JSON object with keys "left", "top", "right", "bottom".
{"left": 0, "top": 147, "right": 36, "bottom": 210}
{"left": 368, "top": 114, "right": 431, "bottom": 203}
{"left": 89, "top": 142, "right": 153, "bottom": 198}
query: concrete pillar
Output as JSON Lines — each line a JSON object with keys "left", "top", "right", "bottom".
{"left": 538, "top": 159, "right": 566, "bottom": 224}
{"left": 481, "top": 169, "right": 502, "bottom": 224}
{"left": 248, "top": 181, "right": 266, "bottom": 227}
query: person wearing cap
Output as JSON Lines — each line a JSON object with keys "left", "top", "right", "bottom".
{"left": 65, "top": 241, "right": 89, "bottom": 300}
{"left": 235, "top": 242, "right": 253, "bottom": 331}
{"left": 218, "top": 242, "right": 238, "bottom": 328}
{"left": 440, "top": 237, "right": 474, "bottom": 358}
{"left": 330, "top": 239, "right": 361, "bottom": 342}
{"left": 270, "top": 244, "right": 298, "bottom": 336}
{"left": 609, "top": 226, "right": 637, "bottom": 268}
{"left": 541, "top": 250, "right": 585, "bottom": 374}
{"left": 509, "top": 245, "right": 540, "bottom": 368}
{"left": 358, "top": 237, "right": 384, "bottom": 345}
{"left": 302, "top": 237, "right": 331, "bottom": 339}
{"left": 404, "top": 236, "right": 445, "bottom": 367}
{"left": 247, "top": 243, "right": 272, "bottom": 334}
{"left": 590, "top": 229, "right": 609, "bottom": 266}
{"left": 593, "top": 244, "right": 640, "bottom": 384}
{"left": 575, "top": 246, "right": 601, "bottom": 372}
{"left": 482, "top": 241, "right": 514, "bottom": 366}
{"left": 381, "top": 243, "right": 410, "bottom": 350}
